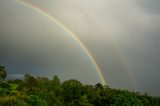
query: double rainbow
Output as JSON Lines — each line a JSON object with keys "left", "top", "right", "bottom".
{"left": 15, "top": 0, "right": 107, "bottom": 85}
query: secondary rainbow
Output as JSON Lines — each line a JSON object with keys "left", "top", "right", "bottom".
{"left": 74, "top": 1, "right": 136, "bottom": 89}
{"left": 15, "top": 0, "right": 107, "bottom": 85}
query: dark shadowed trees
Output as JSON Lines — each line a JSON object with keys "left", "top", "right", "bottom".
{"left": 0, "top": 65, "right": 7, "bottom": 81}
{"left": 0, "top": 66, "right": 160, "bottom": 106}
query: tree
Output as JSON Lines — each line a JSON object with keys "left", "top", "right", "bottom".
{"left": 36, "top": 77, "right": 50, "bottom": 92}
{"left": 27, "top": 95, "right": 48, "bottom": 106}
{"left": 51, "top": 75, "right": 61, "bottom": 88}
{"left": 62, "top": 79, "right": 84, "bottom": 105}
{"left": 0, "top": 65, "right": 7, "bottom": 81}
{"left": 24, "top": 74, "right": 38, "bottom": 93}
{"left": 50, "top": 75, "right": 62, "bottom": 96}
{"left": 110, "top": 91, "right": 144, "bottom": 106}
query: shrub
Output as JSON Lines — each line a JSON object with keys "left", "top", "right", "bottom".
{"left": 0, "top": 96, "right": 28, "bottom": 106}
{"left": 27, "top": 95, "right": 48, "bottom": 106}
{"left": 0, "top": 88, "right": 9, "bottom": 96}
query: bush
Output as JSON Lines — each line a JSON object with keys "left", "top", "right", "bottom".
{"left": 27, "top": 95, "right": 48, "bottom": 106}
{"left": 0, "top": 88, "right": 9, "bottom": 96}
{"left": 0, "top": 96, "right": 28, "bottom": 106}
{"left": 0, "top": 82, "right": 10, "bottom": 90}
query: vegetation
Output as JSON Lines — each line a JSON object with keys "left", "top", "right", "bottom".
{"left": 0, "top": 65, "right": 160, "bottom": 106}
{"left": 0, "top": 66, "right": 7, "bottom": 81}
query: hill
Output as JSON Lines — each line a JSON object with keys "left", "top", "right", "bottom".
{"left": 0, "top": 74, "right": 160, "bottom": 106}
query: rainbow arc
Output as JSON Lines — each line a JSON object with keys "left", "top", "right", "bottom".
{"left": 15, "top": 0, "right": 107, "bottom": 85}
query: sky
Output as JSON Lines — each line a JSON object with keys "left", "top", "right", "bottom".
{"left": 0, "top": 0, "right": 160, "bottom": 96}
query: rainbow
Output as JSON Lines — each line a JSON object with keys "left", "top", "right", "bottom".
{"left": 71, "top": 0, "right": 137, "bottom": 89}
{"left": 15, "top": 0, "right": 107, "bottom": 85}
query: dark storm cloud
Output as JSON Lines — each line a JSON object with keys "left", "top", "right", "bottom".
{"left": 110, "top": 0, "right": 160, "bottom": 95}
{"left": 1, "top": 0, "right": 160, "bottom": 96}
{"left": 0, "top": 0, "right": 102, "bottom": 84}
{"left": 80, "top": 0, "right": 160, "bottom": 95}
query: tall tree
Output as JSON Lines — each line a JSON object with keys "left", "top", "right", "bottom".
{"left": 50, "top": 75, "right": 62, "bottom": 96}
{"left": 0, "top": 65, "right": 7, "bottom": 81}
{"left": 24, "top": 73, "right": 38, "bottom": 93}
{"left": 62, "top": 79, "right": 84, "bottom": 105}
{"left": 52, "top": 75, "right": 61, "bottom": 87}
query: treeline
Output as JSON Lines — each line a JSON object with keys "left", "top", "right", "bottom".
{"left": 0, "top": 66, "right": 160, "bottom": 106}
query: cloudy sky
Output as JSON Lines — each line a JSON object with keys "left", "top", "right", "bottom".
{"left": 0, "top": 0, "right": 160, "bottom": 95}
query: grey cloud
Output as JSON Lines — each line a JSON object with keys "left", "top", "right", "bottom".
{"left": 0, "top": 0, "right": 102, "bottom": 84}
{"left": 136, "top": 0, "right": 160, "bottom": 14}
{"left": 0, "top": 0, "right": 160, "bottom": 95}
{"left": 8, "top": 74, "right": 24, "bottom": 79}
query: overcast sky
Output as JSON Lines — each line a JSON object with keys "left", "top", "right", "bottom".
{"left": 0, "top": 0, "right": 160, "bottom": 96}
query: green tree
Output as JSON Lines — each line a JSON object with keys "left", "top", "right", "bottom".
{"left": 0, "top": 66, "right": 7, "bottom": 81}
{"left": 51, "top": 75, "right": 61, "bottom": 88}
{"left": 27, "top": 95, "right": 48, "bottom": 106}
{"left": 24, "top": 74, "right": 38, "bottom": 93}
{"left": 36, "top": 77, "right": 50, "bottom": 92}
{"left": 62, "top": 79, "right": 84, "bottom": 105}
{"left": 50, "top": 75, "right": 62, "bottom": 96}
{"left": 110, "top": 91, "right": 144, "bottom": 106}
{"left": 139, "top": 96, "right": 150, "bottom": 106}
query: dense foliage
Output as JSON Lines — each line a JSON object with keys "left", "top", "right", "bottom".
{"left": 0, "top": 66, "right": 7, "bottom": 81}
{"left": 0, "top": 66, "right": 160, "bottom": 106}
